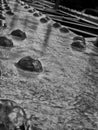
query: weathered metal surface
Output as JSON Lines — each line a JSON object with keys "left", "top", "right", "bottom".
{"left": 0, "top": 0, "right": 98, "bottom": 130}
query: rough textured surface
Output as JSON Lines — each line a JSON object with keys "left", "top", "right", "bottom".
{"left": 33, "top": 12, "right": 40, "bottom": 17}
{"left": 16, "top": 56, "right": 43, "bottom": 72}
{"left": 52, "top": 22, "right": 61, "bottom": 28}
{"left": 0, "top": 0, "right": 98, "bottom": 130}
{"left": 0, "top": 99, "right": 26, "bottom": 130}
{"left": 6, "top": 10, "right": 14, "bottom": 15}
{"left": 0, "top": 36, "right": 13, "bottom": 47}
{"left": 11, "top": 29, "right": 26, "bottom": 40}
{"left": 59, "top": 27, "right": 69, "bottom": 33}
{"left": 71, "top": 40, "right": 86, "bottom": 50}
{"left": 73, "top": 36, "right": 85, "bottom": 43}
